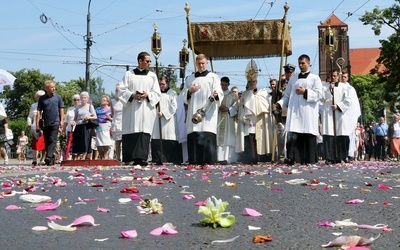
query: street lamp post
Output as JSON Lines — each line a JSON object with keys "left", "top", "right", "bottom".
{"left": 179, "top": 39, "right": 189, "bottom": 88}
{"left": 85, "top": 0, "right": 92, "bottom": 93}
{"left": 151, "top": 23, "right": 162, "bottom": 78}
{"left": 324, "top": 24, "right": 338, "bottom": 158}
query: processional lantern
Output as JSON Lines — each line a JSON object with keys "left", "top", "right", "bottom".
{"left": 151, "top": 23, "right": 162, "bottom": 56}
{"left": 151, "top": 23, "right": 162, "bottom": 77}
{"left": 324, "top": 24, "right": 337, "bottom": 61}
{"left": 179, "top": 39, "right": 189, "bottom": 78}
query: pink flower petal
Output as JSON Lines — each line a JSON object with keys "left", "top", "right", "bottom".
{"left": 5, "top": 205, "right": 22, "bottom": 210}
{"left": 150, "top": 227, "right": 164, "bottom": 235}
{"left": 150, "top": 227, "right": 178, "bottom": 235}
{"left": 70, "top": 215, "right": 98, "bottom": 227}
{"left": 121, "top": 230, "right": 138, "bottom": 238}
{"left": 316, "top": 221, "right": 334, "bottom": 227}
{"left": 195, "top": 199, "right": 207, "bottom": 206}
{"left": 46, "top": 215, "right": 63, "bottom": 220}
{"left": 35, "top": 199, "right": 62, "bottom": 211}
{"left": 243, "top": 207, "right": 262, "bottom": 216}
{"left": 201, "top": 175, "right": 209, "bottom": 181}
{"left": 129, "top": 194, "right": 144, "bottom": 200}
{"left": 345, "top": 199, "right": 364, "bottom": 204}
{"left": 182, "top": 194, "right": 195, "bottom": 200}
{"left": 162, "top": 228, "right": 178, "bottom": 234}
{"left": 97, "top": 207, "right": 110, "bottom": 213}
{"left": 378, "top": 184, "right": 392, "bottom": 190}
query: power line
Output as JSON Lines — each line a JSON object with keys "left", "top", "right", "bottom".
{"left": 332, "top": 0, "right": 345, "bottom": 13}
{"left": 93, "top": 12, "right": 157, "bottom": 38}
{"left": 342, "top": 0, "right": 371, "bottom": 23}
{"left": 253, "top": 0, "right": 268, "bottom": 20}
{"left": 263, "top": 0, "right": 277, "bottom": 20}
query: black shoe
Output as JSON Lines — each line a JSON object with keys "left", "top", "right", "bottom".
{"left": 32, "top": 161, "right": 37, "bottom": 166}
{"left": 44, "top": 158, "right": 50, "bottom": 165}
{"left": 284, "top": 158, "right": 294, "bottom": 165}
{"left": 325, "top": 160, "right": 334, "bottom": 165}
{"left": 44, "top": 158, "right": 54, "bottom": 166}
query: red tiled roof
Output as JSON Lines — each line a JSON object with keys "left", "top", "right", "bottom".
{"left": 349, "top": 48, "right": 381, "bottom": 74}
{"left": 319, "top": 13, "right": 346, "bottom": 27}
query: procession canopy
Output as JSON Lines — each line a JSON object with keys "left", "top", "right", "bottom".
{"left": 189, "top": 19, "right": 292, "bottom": 60}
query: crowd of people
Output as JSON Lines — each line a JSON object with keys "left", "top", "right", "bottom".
{"left": 3, "top": 51, "right": 399, "bottom": 166}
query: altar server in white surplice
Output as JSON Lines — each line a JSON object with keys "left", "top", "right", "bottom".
{"left": 151, "top": 76, "right": 181, "bottom": 164}
{"left": 182, "top": 54, "right": 223, "bottom": 165}
{"left": 276, "top": 54, "right": 323, "bottom": 165}
{"left": 118, "top": 51, "right": 161, "bottom": 166}
{"left": 341, "top": 71, "right": 361, "bottom": 160}
{"left": 321, "top": 69, "right": 351, "bottom": 164}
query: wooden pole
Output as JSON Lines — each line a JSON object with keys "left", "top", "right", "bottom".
{"left": 329, "top": 57, "right": 338, "bottom": 159}
{"left": 272, "top": 2, "right": 289, "bottom": 162}
{"left": 185, "top": 3, "right": 197, "bottom": 72}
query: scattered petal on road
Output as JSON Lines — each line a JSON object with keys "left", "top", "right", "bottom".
{"left": 243, "top": 208, "right": 262, "bottom": 216}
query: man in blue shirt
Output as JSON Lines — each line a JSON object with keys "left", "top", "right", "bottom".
{"left": 36, "top": 80, "right": 64, "bottom": 165}
{"left": 373, "top": 116, "right": 388, "bottom": 161}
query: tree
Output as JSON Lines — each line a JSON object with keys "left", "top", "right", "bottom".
{"left": 151, "top": 63, "right": 180, "bottom": 93}
{"left": 351, "top": 74, "right": 386, "bottom": 124}
{"left": 2, "top": 69, "right": 107, "bottom": 122}
{"left": 360, "top": 1, "right": 400, "bottom": 111}
{"left": 2, "top": 69, "right": 54, "bottom": 120}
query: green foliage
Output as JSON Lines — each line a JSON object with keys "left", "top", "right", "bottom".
{"left": 89, "top": 77, "right": 106, "bottom": 107}
{"left": 7, "top": 117, "right": 30, "bottom": 145}
{"left": 3, "top": 69, "right": 53, "bottom": 120}
{"left": 1, "top": 68, "right": 109, "bottom": 124}
{"left": 57, "top": 79, "right": 83, "bottom": 109}
{"left": 360, "top": 1, "right": 400, "bottom": 111}
{"left": 359, "top": 1, "right": 400, "bottom": 36}
{"left": 351, "top": 74, "right": 386, "bottom": 124}
{"left": 150, "top": 63, "right": 181, "bottom": 93}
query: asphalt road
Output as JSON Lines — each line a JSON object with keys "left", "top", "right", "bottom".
{"left": 0, "top": 159, "right": 399, "bottom": 249}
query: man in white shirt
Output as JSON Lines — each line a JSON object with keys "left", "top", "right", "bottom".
{"left": 276, "top": 54, "right": 323, "bottom": 165}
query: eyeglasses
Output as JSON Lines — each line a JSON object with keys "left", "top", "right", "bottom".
{"left": 74, "top": 99, "right": 80, "bottom": 101}
{"left": 145, "top": 60, "right": 152, "bottom": 63}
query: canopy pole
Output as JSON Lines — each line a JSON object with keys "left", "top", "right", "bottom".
{"left": 185, "top": 3, "right": 197, "bottom": 72}
{"left": 277, "top": 2, "right": 290, "bottom": 92}
{"left": 272, "top": 2, "right": 290, "bottom": 162}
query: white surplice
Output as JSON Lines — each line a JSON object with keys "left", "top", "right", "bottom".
{"left": 320, "top": 82, "right": 351, "bottom": 136}
{"left": 343, "top": 82, "right": 361, "bottom": 156}
{"left": 182, "top": 72, "right": 223, "bottom": 134}
{"left": 277, "top": 73, "right": 322, "bottom": 136}
{"left": 118, "top": 70, "right": 161, "bottom": 135}
{"left": 152, "top": 88, "right": 178, "bottom": 140}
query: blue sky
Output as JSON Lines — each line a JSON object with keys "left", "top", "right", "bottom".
{"left": 0, "top": 0, "right": 395, "bottom": 94}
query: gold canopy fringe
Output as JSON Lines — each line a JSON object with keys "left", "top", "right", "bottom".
{"left": 189, "top": 19, "right": 292, "bottom": 60}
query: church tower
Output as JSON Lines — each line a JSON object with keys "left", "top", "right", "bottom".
{"left": 318, "top": 14, "right": 350, "bottom": 81}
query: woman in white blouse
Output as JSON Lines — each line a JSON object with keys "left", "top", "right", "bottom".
{"left": 71, "top": 92, "right": 97, "bottom": 160}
